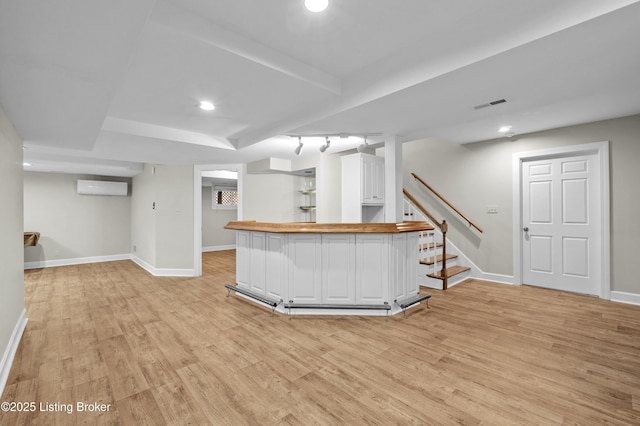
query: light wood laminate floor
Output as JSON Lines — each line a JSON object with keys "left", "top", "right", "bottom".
{"left": 2, "top": 250, "right": 640, "bottom": 425}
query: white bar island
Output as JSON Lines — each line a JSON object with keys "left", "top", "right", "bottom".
{"left": 224, "top": 221, "right": 434, "bottom": 317}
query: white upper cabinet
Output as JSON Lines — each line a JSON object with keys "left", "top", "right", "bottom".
{"left": 361, "top": 154, "right": 385, "bottom": 205}
{"left": 341, "top": 153, "right": 385, "bottom": 223}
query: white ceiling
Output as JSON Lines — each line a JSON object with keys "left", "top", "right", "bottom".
{"left": 2, "top": 0, "right": 640, "bottom": 176}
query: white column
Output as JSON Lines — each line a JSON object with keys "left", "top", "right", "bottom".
{"left": 384, "top": 135, "right": 403, "bottom": 223}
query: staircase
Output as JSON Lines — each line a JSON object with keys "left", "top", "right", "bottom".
{"left": 404, "top": 197, "right": 471, "bottom": 290}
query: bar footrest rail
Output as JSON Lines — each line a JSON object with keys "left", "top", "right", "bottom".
{"left": 225, "top": 284, "right": 282, "bottom": 316}
{"left": 394, "top": 293, "right": 431, "bottom": 319}
{"left": 283, "top": 302, "right": 391, "bottom": 319}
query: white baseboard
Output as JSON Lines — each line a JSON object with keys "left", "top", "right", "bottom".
{"left": 0, "top": 308, "right": 28, "bottom": 397}
{"left": 23, "top": 254, "right": 197, "bottom": 278}
{"left": 447, "top": 276, "right": 468, "bottom": 288}
{"left": 610, "top": 291, "right": 640, "bottom": 306}
{"left": 24, "top": 253, "right": 131, "bottom": 270}
{"left": 473, "top": 273, "right": 515, "bottom": 285}
{"left": 130, "top": 255, "right": 196, "bottom": 277}
{"left": 202, "top": 244, "right": 235, "bottom": 252}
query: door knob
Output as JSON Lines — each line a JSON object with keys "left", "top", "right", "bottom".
{"left": 523, "top": 227, "right": 529, "bottom": 232}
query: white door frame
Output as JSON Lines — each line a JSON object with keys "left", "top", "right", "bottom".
{"left": 193, "top": 164, "right": 243, "bottom": 277}
{"left": 512, "top": 141, "right": 610, "bottom": 299}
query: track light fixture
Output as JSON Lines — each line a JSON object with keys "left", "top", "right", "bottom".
{"left": 287, "top": 132, "right": 381, "bottom": 155}
{"left": 357, "top": 136, "right": 369, "bottom": 153}
{"left": 319, "top": 136, "right": 331, "bottom": 153}
{"left": 294, "top": 137, "right": 304, "bottom": 155}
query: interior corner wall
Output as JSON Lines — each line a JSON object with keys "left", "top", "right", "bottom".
{"left": 131, "top": 164, "right": 195, "bottom": 272}
{"left": 316, "top": 154, "right": 342, "bottom": 223}
{"left": 403, "top": 114, "right": 640, "bottom": 295}
{"left": 241, "top": 153, "right": 343, "bottom": 224}
{"left": 0, "top": 104, "right": 25, "bottom": 394}
{"left": 241, "top": 168, "right": 297, "bottom": 222}
{"left": 131, "top": 164, "right": 157, "bottom": 267}
{"left": 154, "top": 165, "right": 194, "bottom": 270}
{"left": 23, "top": 172, "right": 131, "bottom": 265}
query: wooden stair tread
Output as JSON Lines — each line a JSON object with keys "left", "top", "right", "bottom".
{"left": 418, "top": 242, "right": 443, "bottom": 251}
{"left": 419, "top": 253, "right": 457, "bottom": 265}
{"left": 427, "top": 265, "right": 471, "bottom": 280}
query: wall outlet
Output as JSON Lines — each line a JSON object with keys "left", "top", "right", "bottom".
{"left": 487, "top": 205, "right": 499, "bottom": 214}
{"left": 133, "top": 245, "right": 137, "bottom": 252}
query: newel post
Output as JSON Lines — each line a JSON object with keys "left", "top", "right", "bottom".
{"left": 440, "top": 220, "right": 448, "bottom": 290}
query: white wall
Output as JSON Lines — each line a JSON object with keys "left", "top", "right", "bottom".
{"left": 242, "top": 169, "right": 297, "bottom": 222}
{"left": 131, "top": 164, "right": 195, "bottom": 273}
{"left": 241, "top": 152, "right": 358, "bottom": 224}
{"left": 316, "top": 154, "right": 343, "bottom": 223}
{"left": 0, "top": 104, "right": 25, "bottom": 394}
{"left": 156, "top": 165, "right": 194, "bottom": 269}
{"left": 403, "top": 114, "right": 640, "bottom": 295}
{"left": 202, "top": 187, "right": 237, "bottom": 249}
{"left": 23, "top": 172, "right": 131, "bottom": 266}
{"left": 131, "top": 164, "right": 157, "bottom": 266}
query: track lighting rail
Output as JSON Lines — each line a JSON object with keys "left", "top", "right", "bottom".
{"left": 288, "top": 132, "right": 383, "bottom": 154}
{"left": 286, "top": 132, "right": 382, "bottom": 139}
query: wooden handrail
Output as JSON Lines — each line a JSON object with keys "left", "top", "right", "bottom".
{"left": 404, "top": 189, "right": 453, "bottom": 290}
{"left": 402, "top": 188, "right": 442, "bottom": 228}
{"left": 411, "top": 173, "right": 483, "bottom": 233}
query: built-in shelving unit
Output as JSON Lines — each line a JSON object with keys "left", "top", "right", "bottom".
{"left": 297, "top": 176, "right": 316, "bottom": 222}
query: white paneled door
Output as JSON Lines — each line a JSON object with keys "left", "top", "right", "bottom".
{"left": 522, "top": 154, "right": 601, "bottom": 295}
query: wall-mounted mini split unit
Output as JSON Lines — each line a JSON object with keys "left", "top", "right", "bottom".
{"left": 77, "top": 180, "right": 128, "bottom": 196}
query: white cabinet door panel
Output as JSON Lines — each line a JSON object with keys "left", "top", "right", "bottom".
{"left": 355, "top": 234, "right": 389, "bottom": 304}
{"left": 288, "top": 234, "right": 322, "bottom": 303}
{"left": 373, "top": 157, "right": 385, "bottom": 203}
{"left": 236, "top": 231, "right": 251, "bottom": 288}
{"left": 249, "top": 232, "right": 266, "bottom": 295}
{"left": 362, "top": 155, "right": 385, "bottom": 205}
{"left": 390, "top": 234, "right": 407, "bottom": 301}
{"left": 322, "top": 234, "right": 356, "bottom": 304}
{"left": 404, "top": 232, "right": 419, "bottom": 297}
{"left": 362, "top": 155, "right": 374, "bottom": 203}
{"left": 265, "top": 233, "right": 285, "bottom": 301}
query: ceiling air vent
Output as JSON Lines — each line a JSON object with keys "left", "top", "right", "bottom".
{"left": 473, "top": 98, "right": 507, "bottom": 110}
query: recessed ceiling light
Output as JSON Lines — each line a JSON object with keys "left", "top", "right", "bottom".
{"left": 498, "top": 125, "right": 512, "bottom": 133}
{"left": 305, "top": 0, "right": 328, "bottom": 12}
{"left": 199, "top": 101, "right": 215, "bottom": 111}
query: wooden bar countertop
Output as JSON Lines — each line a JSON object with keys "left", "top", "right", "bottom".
{"left": 224, "top": 220, "right": 434, "bottom": 234}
